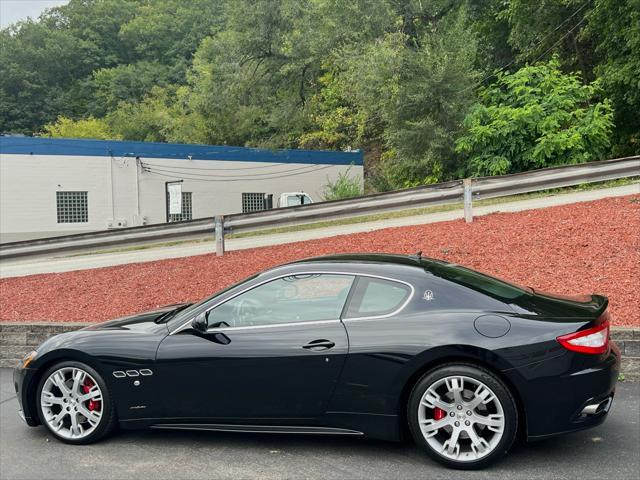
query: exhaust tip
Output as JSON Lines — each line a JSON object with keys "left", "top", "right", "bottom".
{"left": 581, "top": 397, "right": 612, "bottom": 416}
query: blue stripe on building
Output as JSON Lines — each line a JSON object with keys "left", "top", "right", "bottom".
{"left": 0, "top": 136, "right": 363, "bottom": 166}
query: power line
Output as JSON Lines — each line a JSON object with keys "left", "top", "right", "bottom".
{"left": 141, "top": 164, "right": 337, "bottom": 182}
{"left": 140, "top": 162, "right": 327, "bottom": 178}
{"left": 140, "top": 161, "right": 292, "bottom": 171}
{"left": 457, "top": 0, "right": 593, "bottom": 94}
{"left": 528, "top": 13, "right": 590, "bottom": 66}
{"left": 140, "top": 162, "right": 322, "bottom": 177}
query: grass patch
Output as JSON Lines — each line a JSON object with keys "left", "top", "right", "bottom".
{"left": 61, "top": 238, "right": 212, "bottom": 257}
{"left": 227, "top": 177, "right": 639, "bottom": 239}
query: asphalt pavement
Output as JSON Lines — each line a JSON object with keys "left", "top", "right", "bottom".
{"left": 0, "top": 368, "right": 638, "bottom": 480}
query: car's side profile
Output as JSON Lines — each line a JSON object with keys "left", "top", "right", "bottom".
{"left": 14, "top": 254, "right": 619, "bottom": 469}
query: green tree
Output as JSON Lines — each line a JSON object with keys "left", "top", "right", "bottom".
{"left": 585, "top": 0, "right": 640, "bottom": 155}
{"left": 1, "top": 0, "right": 635, "bottom": 187}
{"left": 0, "top": 0, "right": 224, "bottom": 134}
{"left": 91, "top": 61, "right": 171, "bottom": 115}
{"left": 504, "top": 0, "right": 595, "bottom": 76}
{"left": 312, "top": 4, "right": 479, "bottom": 189}
{"left": 104, "top": 86, "right": 190, "bottom": 142}
{"left": 455, "top": 58, "right": 613, "bottom": 176}
{"left": 43, "top": 116, "right": 121, "bottom": 140}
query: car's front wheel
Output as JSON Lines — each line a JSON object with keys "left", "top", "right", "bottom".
{"left": 36, "top": 361, "right": 116, "bottom": 444}
{"left": 407, "top": 363, "right": 518, "bottom": 469}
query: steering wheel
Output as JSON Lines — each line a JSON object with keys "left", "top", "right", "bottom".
{"left": 232, "top": 297, "right": 261, "bottom": 326}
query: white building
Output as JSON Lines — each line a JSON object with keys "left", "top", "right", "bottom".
{"left": 0, "top": 137, "right": 363, "bottom": 242}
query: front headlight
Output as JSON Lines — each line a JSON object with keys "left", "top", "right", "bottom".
{"left": 18, "top": 350, "right": 37, "bottom": 369}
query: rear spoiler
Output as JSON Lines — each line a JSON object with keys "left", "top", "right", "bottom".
{"left": 591, "top": 295, "right": 609, "bottom": 323}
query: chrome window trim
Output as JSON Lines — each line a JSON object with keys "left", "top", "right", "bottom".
{"left": 204, "top": 319, "right": 340, "bottom": 333}
{"left": 170, "top": 271, "right": 414, "bottom": 335}
{"left": 342, "top": 276, "right": 415, "bottom": 322}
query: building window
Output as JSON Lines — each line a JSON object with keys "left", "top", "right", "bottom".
{"left": 242, "top": 193, "right": 266, "bottom": 213}
{"left": 166, "top": 192, "right": 193, "bottom": 222}
{"left": 56, "top": 191, "right": 88, "bottom": 223}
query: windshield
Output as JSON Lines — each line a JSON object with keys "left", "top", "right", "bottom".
{"left": 428, "top": 263, "right": 531, "bottom": 301}
{"left": 286, "top": 194, "right": 311, "bottom": 207}
{"left": 168, "top": 273, "right": 260, "bottom": 326}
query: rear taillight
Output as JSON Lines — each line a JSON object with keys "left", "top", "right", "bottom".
{"left": 557, "top": 320, "right": 610, "bottom": 354}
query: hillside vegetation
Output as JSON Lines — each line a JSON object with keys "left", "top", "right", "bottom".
{"left": 1, "top": 0, "right": 638, "bottom": 190}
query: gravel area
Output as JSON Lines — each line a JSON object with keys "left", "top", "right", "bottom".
{"left": 1, "top": 194, "right": 638, "bottom": 326}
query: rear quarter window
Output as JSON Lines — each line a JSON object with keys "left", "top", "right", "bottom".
{"left": 345, "top": 277, "right": 412, "bottom": 318}
{"left": 417, "top": 276, "right": 512, "bottom": 312}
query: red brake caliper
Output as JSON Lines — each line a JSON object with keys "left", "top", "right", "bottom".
{"left": 433, "top": 407, "right": 446, "bottom": 420}
{"left": 82, "top": 378, "right": 101, "bottom": 412}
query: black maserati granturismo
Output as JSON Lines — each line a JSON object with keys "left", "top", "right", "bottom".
{"left": 14, "top": 254, "right": 619, "bottom": 469}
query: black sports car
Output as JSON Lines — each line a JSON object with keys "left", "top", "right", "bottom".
{"left": 14, "top": 254, "right": 619, "bottom": 469}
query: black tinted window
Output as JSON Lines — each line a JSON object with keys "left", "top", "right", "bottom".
{"left": 345, "top": 277, "right": 411, "bottom": 318}
{"left": 428, "top": 264, "right": 528, "bottom": 301}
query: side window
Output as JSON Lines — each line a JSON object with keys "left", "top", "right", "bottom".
{"left": 207, "top": 274, "right": 355, "bottom": 328}
{"left": 345, "top": 277, "right": 412, "bottom": 318}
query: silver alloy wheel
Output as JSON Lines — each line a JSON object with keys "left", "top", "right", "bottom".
{"left": 40, "top": 366, "right": 104, "bottom": 440}
{"left": 418, "top": 375, "right": 505, "bottom": 462}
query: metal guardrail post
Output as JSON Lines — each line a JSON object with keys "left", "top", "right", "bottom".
{"left": 463, "top": 178, "right": 473, "bottom": 223}
{"left": 215, "top": 215, "right": 225, "bottom": 256}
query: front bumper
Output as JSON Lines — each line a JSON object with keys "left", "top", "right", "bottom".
{"left": 506, "top": 342, "right": 620, "bottom": 440}
{"left": 13, "top": 366, "right": 40, "bottom": 427}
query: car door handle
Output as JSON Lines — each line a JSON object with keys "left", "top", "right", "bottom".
{"left": 302, "top": 339, "right": 335, "bottom": 350}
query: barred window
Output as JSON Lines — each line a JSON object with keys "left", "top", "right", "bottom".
{"left": 242, "top": 193, "right": 266, "bottom": 213}
{"left": 56, "top": 191, "right": 88, "bottom": 223}
{"left": 167, "top": 192, "right": 193, "bottom": 222}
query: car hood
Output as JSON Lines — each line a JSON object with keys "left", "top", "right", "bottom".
{"left": 29, "top": 304, "right": 190, "bottom": 366}
{"left": 81, "top": 303, "right": 191, "bottom": 333}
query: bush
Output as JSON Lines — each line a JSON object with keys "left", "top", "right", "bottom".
{"left": 323, "top": 167, "right": 363, "bottom": 201}
{"left": 455, "top": 57, "right": 614, "bottom": 177}
{"left": 42, "top": 116, "right": 121, "bottom": 140}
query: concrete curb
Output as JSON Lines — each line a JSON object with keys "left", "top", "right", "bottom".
{"left": 1, "top": 322, "right": 638, "bottom": 380}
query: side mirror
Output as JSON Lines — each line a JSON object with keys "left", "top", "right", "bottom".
{"left": 191, "top": 311, "right": 208, "bottom": 333}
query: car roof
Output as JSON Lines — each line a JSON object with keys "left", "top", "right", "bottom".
{"left": 282, "top": 253, "right": 450, "bottom": 271}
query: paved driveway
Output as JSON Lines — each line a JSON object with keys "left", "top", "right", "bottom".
{"left": 0, "top": 369, "right": 638, "bottom": 480}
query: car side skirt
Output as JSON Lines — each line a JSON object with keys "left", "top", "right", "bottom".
{"left": 118, "top": 412, "right": 401, "bottom": 441}
{"left": 150, "top": 424, "right": 364, "bottom": 436}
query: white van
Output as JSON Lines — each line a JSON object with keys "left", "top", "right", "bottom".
{"left": 277, "top": 192, "right": 313, "bottom": 208}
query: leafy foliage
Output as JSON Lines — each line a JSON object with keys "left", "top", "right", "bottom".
{"left": 323, "top": 167, "right": 364, "bottom": 201}
{"left": 456, "top": 58, "right": 613, "bottom": 176}
{"left": 0, "top": 0, "right": 637, "bottom": 191}
{"left": 584, "top": 0, "right": 640, "bottom": 155}
{"left": 43, "top": 116, "right": 121, "bottom": 140}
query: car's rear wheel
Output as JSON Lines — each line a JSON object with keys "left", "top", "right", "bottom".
{"left": 36, "top": 361, "right": 116, "bottom": 444}
{"left": 407, "top": 363, "right": 518, "bottom": 469}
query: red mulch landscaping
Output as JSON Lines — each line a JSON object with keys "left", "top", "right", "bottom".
{"left": 1, "top": 195, "right": 638, "bottom": 326}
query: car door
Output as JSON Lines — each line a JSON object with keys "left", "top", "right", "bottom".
{"left": 155, "top": 273, "right": 354, "bottom": 420}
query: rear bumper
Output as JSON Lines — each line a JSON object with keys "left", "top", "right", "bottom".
{"left": 506, "top": 342, "right": 620, "bottom": 440}
{"left": 13, "top": 367, "right": 39, "bottom": 427}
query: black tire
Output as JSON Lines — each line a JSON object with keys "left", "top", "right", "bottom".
{"left": 36, "top": 360, "right": 117, "bottom": 444}
{"left": 407, "top": 363, "right": 518, "bottom": 470}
